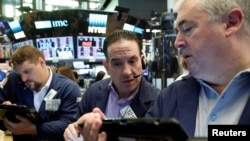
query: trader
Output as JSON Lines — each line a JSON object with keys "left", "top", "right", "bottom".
{"left": 63, "top": 30, "right": 160, "bottom": 141}
{"left": 0, "top": 45, "right": 82, "bottom": 141}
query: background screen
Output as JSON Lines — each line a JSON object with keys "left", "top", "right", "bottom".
{"left": 12, "top": 39, "right": 34, "bottom": 52}
{"left": 36, "top": 36, "right": 74, "bottom": 60}
{"left": 77, "top": 36, "right": 105, "bottom": 60}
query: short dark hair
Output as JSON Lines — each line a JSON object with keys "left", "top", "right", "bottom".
{"left": 103, "top": 30, "right": 142, "bottom": 59}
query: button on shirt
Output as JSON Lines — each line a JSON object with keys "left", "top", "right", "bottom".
{"left": 194, "top": 69, "right": 250, "bottom": 137}
{"left": 105, "top": 81, "right": 138, "bottom": 118}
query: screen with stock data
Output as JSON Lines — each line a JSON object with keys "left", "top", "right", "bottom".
{"left": 36, "top": 36, "right": 74, "bottom": 60}
{"left": 77, "top": 36, "right": 105, "bottom": 61}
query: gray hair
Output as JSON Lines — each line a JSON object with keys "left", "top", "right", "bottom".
{"left": 174, "top": 0, "right": 250, "bottom": 35}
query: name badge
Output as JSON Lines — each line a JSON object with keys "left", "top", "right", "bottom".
{"left": 44, "top": 89, "right": 57, "bottom": 101}
{"left": 76, "top": 96, "right": 82, "bottom": 102}
{"left": 120, "top": 105, "right": 137, "bottom": 118}
{"left": 45, "top": 99, "right": 61, "bottom": 111}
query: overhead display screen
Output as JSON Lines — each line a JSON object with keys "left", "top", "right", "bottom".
{"left": 12, "top": 39, "right": 34, "bottom": 52}
{"left": 77, "top": 36, "right": 105, "bottom": 61}
{"left": 36, "top": 36, "right": 74, "bottom": 60}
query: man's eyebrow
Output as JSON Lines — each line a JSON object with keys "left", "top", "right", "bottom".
{"left": 175, "top": 19, "right": 186, "bottom": 30}
{"left": 109, "top": 55, "right": 138, "bottom": 63}
{"left": 110, "top": 58, "right": 120, "bottom": 63}
{"left": 130, "top": 55, "right": 138, "bottom": 60}
{"left": 22, "top": 67, "right": 32, "bottom": 72}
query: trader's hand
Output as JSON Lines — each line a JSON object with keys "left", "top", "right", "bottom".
{"left": 3, "top": 115, "right": 36, "bottom": 135}
{"left": 64, "top": 123, "right": 83, "bottom": 141}
{"left": 2, "top": 100, "right": 12, "bottom": 105}
{"left": 0, "top": 101, "right": 14, "bottom": 120}
{"left": 75, "top": 108, "right": 107, "bottom": 141}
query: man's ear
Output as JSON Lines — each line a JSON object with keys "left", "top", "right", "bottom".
{"left": 38, "top": 57, "right": 46, "bottom": 67}
{"left": 224, "top": 8, "right": 244, "bottom": 37}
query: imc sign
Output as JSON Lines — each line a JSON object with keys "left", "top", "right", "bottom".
{"left": 52, "top": 20, "right": 68, "bottom": 27}
{"left": 34, "top": 20, "right": 69, "bottom": 29}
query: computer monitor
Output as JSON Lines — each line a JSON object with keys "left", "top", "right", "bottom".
{"left": 77, "top": 36, "right": 105, "bottom": 61}
{"left": 123, "top": 23, "right": 144, "bottom": 34}
{"left": 12, "top": 39, "right": 34, "bottom": 52}
{"left": 88, "top": 13, "right": 108, "bottom": 34}
{"left": 7, "top": 20, "right": 26, "bottom": 40}
{"left": 36, "top": 36, "right": 74, "bottom": 61}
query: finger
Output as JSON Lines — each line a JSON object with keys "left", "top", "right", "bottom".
{"left": 87, "top": 113, "right": 103, "bottom": 141}
{"left": 64, "top": 124, "right": 83, "bottom": 141}
{"left": 80, "top": 115, "right": 93, "bottom": 140}
{"left": 64, "top": 124, "right": 73, "bottom": 140}
{"left": 77, "top": 112, "right": 102, "bottom": 141}
{"left": 92, "top": 108, "right": 106, "bottom": 119}
{"left": 76, "top": 113, "right": 96, "bottom": 136}
{"left": 2, "top": 101, "right": 12, "bottom": 105}
{"left": 98, "top": 132, "right": 107, "bottom": 141}
{"left": 3, "top": 118, "right": 13, "bottom": 129}
{"left": 15, "top": 115, "right": 29, "bottom": 123}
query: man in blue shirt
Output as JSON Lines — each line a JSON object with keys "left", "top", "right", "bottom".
{"left": 0, "top": 45, "right": 82, "bottom": 141}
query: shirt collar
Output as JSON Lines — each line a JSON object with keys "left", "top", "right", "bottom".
{"left": 46, "top": 67, "right": 53, "bottom": 88}
{"left": 196, "top": 68, "right": 250, "bottom": 95}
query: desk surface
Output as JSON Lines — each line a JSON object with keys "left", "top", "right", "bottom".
{"left": 4, "top": 135, "right": 13, "bottom": 141}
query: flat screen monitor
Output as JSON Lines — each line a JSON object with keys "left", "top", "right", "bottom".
{"left": 88, "top": 13, "right": 108, "bottom": 34}
{"left": 34, "top": 20, "right": 52, "bottom": 29}
{"left": 7, "top": 20, "right": 26, "bottom": 40}
{"left": 13, "top": 31, "right": 26, "bottom": 40}
{"left": 123, "top": 23, "right": 135, "bottom": 32}
{"left": 123, "top": 23, "right": 144, "bottom": 34}
{"left": 77, "top": 36, "right": 105, "bottom": 61}
{"left": 12, "top": 39, "right": 34, "bottom": 52}
{"left": 134, "top": 26, "right": 144, "bottom": 34}
{"left": 36, "top": 36, "right": 74, "bottom": 61}
{"left": 8, "top": 20, "right": 22, "bottom": 33}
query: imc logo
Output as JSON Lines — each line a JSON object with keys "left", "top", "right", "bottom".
{"left": 51, "top": 20, "right": 68, "bottom": 27}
